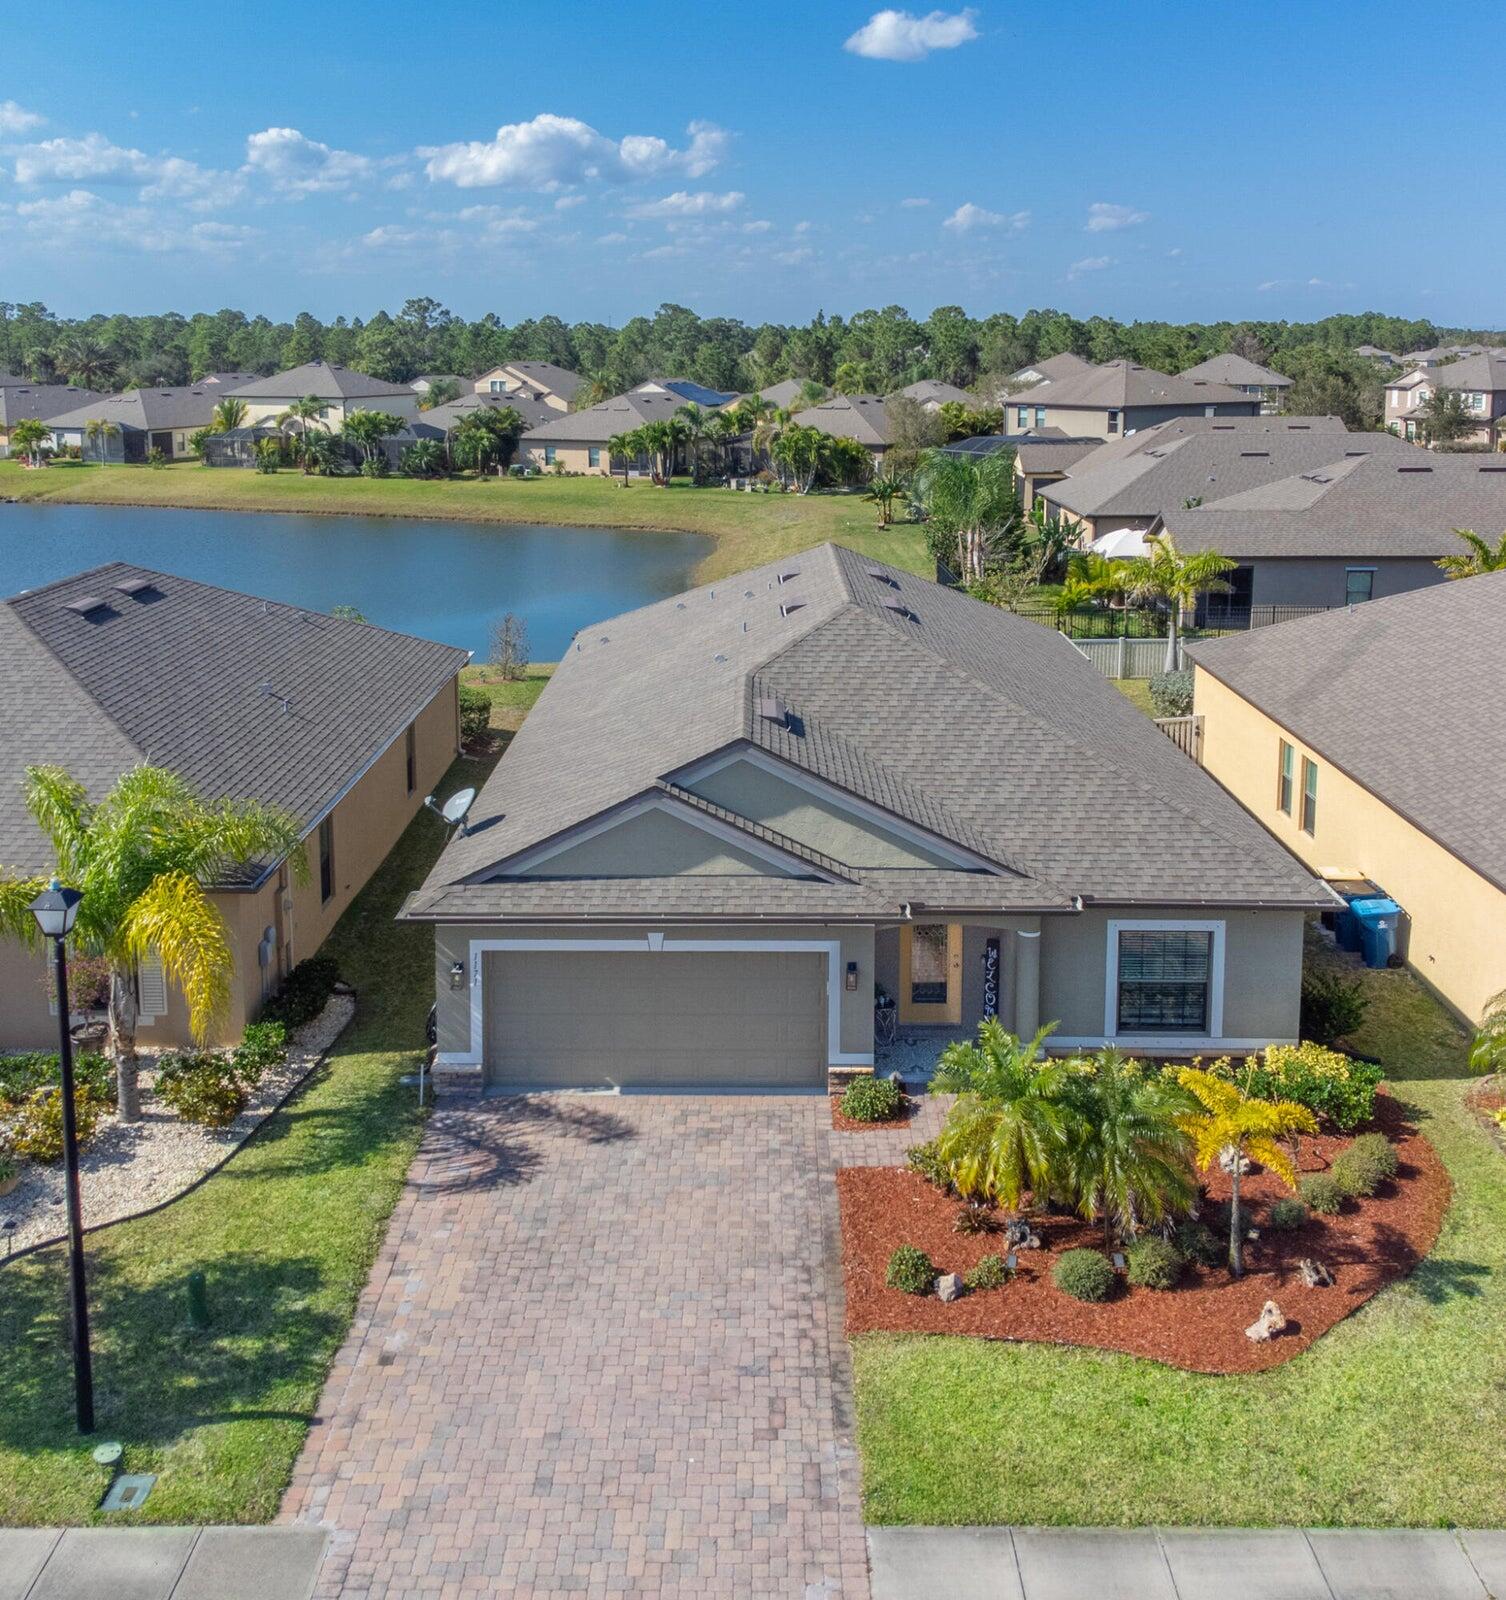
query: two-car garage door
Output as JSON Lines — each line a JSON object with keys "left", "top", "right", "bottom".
{"left": 482, "top": 949, "right": 827, "bottom": 1089}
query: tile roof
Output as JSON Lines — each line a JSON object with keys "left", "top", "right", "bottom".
{"left": 1178, "top": 353, "right": 1293, "bottom": 389}
{"left": 409, "top": 544, "right": 1326, "bottom": 922}
{"left": 1010, "top": 359, "right": 1257, "bottom": 412}
{"left": 226, "top": 361, "right": 416, "bottom": 401}
{"left": 1188, "top": 572, "right": 1506, "bottom": 892}
{"left": 1, "top": 564, "right": 468, "bottom": 880}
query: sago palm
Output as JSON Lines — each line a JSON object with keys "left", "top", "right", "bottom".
{"left": 1436, "top": 527, "right": 1506, "bottom": 580}
{"left": 1175, "top": 1067, "right": 1317, "bottom": 1276}
{"left": 1061, "top": 1052, "right": 1197, "bottom": 1246}
{"left": 1120, "top": 531, "right": 1237, "bottom": 673}
{"left": 931, "top": 1020, "right": 1070, "bottom": 1209}
{"left": 0, "top": 765, "right": 306, "bottom": 1120}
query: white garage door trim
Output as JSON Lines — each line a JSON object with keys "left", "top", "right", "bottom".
{"left": 436, "top": 935, "right": 873, "bottom": 1068}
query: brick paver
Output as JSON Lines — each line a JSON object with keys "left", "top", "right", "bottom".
{"left": 281, "top": 1093, "right": 870, "bottom": 1598}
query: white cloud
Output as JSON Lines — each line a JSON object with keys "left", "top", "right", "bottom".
{"left": 1257, "top": 279, "right": 1282, "bottom": 292}
{"left": 421, "top": 114, "right": 727, "bottom": 191}
{"left": 844, "top": 8, "right": 979, "bottom": 60}
{"left": 794, "top": 219, "right": 813, "bottom": 233}
{"left": 774, "top": 246, "right": 814, "bottom": 266}
{"left": 554, "top": 192, "right": 586, "bottom": 210}
{"left": 1067, "top": 254, "right": 1112, "bottom": 278}
{"left": 629, "top": 188, "right": 743, "bottom": 218}
{"left": 942, "top": 201, "right": 1028, "bottom": 232}
{"left": 1086, "top": 201, "right": 1149, "bottom": 232}
{"left": 11, "top": 133, "right": 225, "bottom": 204}
{"left": 8, "top": 187, "right": 256, "bottom": 254}
{"left": 0, "top": 100, "right": 44, "bottom": 135}
{"left": 900, "top": 196, "right": 931, "bottom": 207}
{"left": 742, "top": 218, "right": 773, "bottom": 233}
{"left": 244, "top": 127, "right": 372, "bottom": 193}
{"left": 596, "top": 231, "right": 628, "bottom": 245}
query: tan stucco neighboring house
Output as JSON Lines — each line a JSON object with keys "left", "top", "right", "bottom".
{"left": 996, "top": 351, "right": 1096, "bottom": 396}
{"left": 226, "top": 361, "right": 420, "bottom": 429}
{"left": 0, "top": 564, "right": 467, "bottom": 1051}
{"left": 1384, "top": 354, "right": 1506, "bottom": 445}
{"left": 519, "top": 388, "right": 700, "bottom": 473}
{"left": 0, "top": 379, "right": 108, "bottom": 458}
{"left": 1178, "top": 353, "right": 1293, "bottom": 414}
{"left": 1006, "top": 359, "right": 1261, "bottom": 440}
{"left": 473, "top": 361, "right": 583, "bottom": 411}
{"left": 1188, "top": 573, "right": 1506, "bottom": 1025}
{"left": 406, "top": 543, "right": 1327, "bottom": 1096}
{"left": 790, "top": 394, "right": 897, "bottom": 461}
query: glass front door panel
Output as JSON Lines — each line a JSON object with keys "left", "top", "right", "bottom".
{"left": 910, "top": 924, "right": 950, "bottom": 1005}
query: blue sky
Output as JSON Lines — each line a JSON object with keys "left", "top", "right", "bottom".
{"left": 2, "top": 1, "right": 1500, "bottom": 328}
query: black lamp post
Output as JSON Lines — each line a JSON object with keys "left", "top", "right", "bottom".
{"left": 28, "top": 877, "right": 95, "bottom": 1435}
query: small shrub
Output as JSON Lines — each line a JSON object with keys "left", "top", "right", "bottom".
{"left": 232, "top": 1020, "right": 288, "bottom": 1084}
{"left": 1213, "top": 1042, "right": 1382, "bottom": 1132}
{"left": 146, "top": 447, "right": 167, "bottom": 468}
{"left": 0, "top": 1051, "right": 114, "bottom": 1109}
{"left": 1269, "top": 1196, "right": 1310, "bottom": 1231}
{"left": 964, "top": 1254, "right": 1010, "bottom": 1291}
{"left": 360, "top": 456, "right": 390, "bottom": 478}
{"left": 1300, "top": 1173, "right": 1345, "bottom": 1215}
{"left": 885, "top": 1244, "right": 936, "bottom": 1296}
{"left": 1300, "top": 969, "right": 1370, "bottom": 1047}
{"left": 1125, "top": 1237, "right": 1184, "bottom": 1290}
{"left": 905, "top": 1139, "right": 953, "bottom": 1192}
{"left": 261, "top": 954, "right": 339, "bottom": 1031}
{"left": 155, "top": 1052, "right": 248, "bottom": 1128}
{"left": 1331, "top": 1132, "right": 1398, "bottom": 1197}
{"left": 0, "top": 1151, "right": 17, "bottom": 1185}
{"left": 840, "top": 1075, "right": 903, "bottom": 1123}
{"left": 1174, "top": 1220, "right": 1222, "bottom": 1267}
{"left": 1053, "top": 1248, "right": 1117, "bottom": 1302}
{"left": 1149, "top": 669, "right": 1194, "bottom": 718}
{"left": 458, "top": 683, "right": 492, "bottom": 743}
{"left": 5, "top": 1087, "right": 101, "bottom": 1163}
{"left": 953, "top": 1200, "right": 997, "bottom": 1235}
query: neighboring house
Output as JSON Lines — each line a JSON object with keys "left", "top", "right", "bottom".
{"left": 895, "top": 379, "right": 975, "bottom": 410}
{"left": 1189, "top": 573, "right": 1506, "bottom": 1025}
{"left": 227, "top": 361, "right": 420, "bottom": 428}
{"left": 1002, "top": 351, "right": 1096, "bottom": 390}
{"left": 193, "top": 371, "right": 258, "bottom": 388}
{"left": 408, "top": 543, "right": 1327, "bottom": 1095}
{"left": 630, "top": 378, "right": 741, "bottom": 408}
{"left": 758, "top": 378, "right": 813, "bottom": 409}
{"left": 0, "top": 380, "right": 106, "bottom": 458}
{"left": 1178, "top": 353, "right": 1293, "bottom": 413}
{"left": 1384, "top": 354, "right": 1506, "bottom": 444}
{"left": 790, "top": 394, "right": 896, "bottom": 460}
{"left": 1006, "top": 360, "right": 1260, "bottom": 439}
{"left": 938, "top": 429, "right": 1100, "bottom": 507}
{"left": 423, "top": 390, "right": 561, "bottom": 435}
{"left": 473, "top": 362, "right": 583, "bottom": 410}
{"left": 411, "top": 373, "right": 470, "bottom": 399}
{"left": 46, "top": 385, "right": 235, "bottom": 462}
{"left": 1153, "top": 449, "right": 1506, "bottom": 611}
{"left": 519, "top": 389, "right": 699, "bottom": 473}
{"left": 0, "top": 563, "right": 467, "bottom": 1050}
{"left": 1036, "top": 419, "right": 1404, "bottom": 544}
{"left": 1354, "top": 345, "right": 1402, "bottom": 366}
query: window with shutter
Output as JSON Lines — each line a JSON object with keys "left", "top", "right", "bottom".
{"left": 137, "top": 953, "right": 168, "bottom": 1022}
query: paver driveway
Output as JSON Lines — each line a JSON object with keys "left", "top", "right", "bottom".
{"left": 281, "top": 1093, "right": 869, "bottom": 1599}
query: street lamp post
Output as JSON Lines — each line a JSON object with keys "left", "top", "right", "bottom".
{"left": 28, "top": 877, "right": 95, "bottom": 1435}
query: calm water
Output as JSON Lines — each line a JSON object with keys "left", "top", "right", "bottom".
{"left": 0, "top": 503, "right": 712, "bottom": 658}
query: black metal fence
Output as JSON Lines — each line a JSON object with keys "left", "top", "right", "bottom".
{"left": 1009, "top": 603, "right": 1334, "bottom": 639}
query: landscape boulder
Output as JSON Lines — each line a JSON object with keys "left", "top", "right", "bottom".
{"left": 1245, "top": 1300, "right": 1288, "bottom": 1342}
{"left": 1299, "top": 1257, "right": 1336, "bottom": 1288}
{"left": 936, "top": 1273, "right": 964, "bottom": 1303}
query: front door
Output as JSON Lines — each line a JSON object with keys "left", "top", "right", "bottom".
{"left": 898, "top": 922, "right": 963, "bottom": 1024}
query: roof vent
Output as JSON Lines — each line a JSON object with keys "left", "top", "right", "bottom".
{"left": 63, "top": 595, "right": 108, "bottom": 616}
{"left": 1479, "top": 464, "right": 1506, "bottom": 473}
{"left": 113, "top": 576, "right": 157, "bottom": 597}
{"left": 883, "top": 600, "right": 920, "bottom": 623}
{"left": 675, "top": 601, "right": 687, "bottom": 609}
{"left": 1398, "top": 465, "right": 1432, "bottom": 473}
{"left": 780, "top": 600, "right": 806, "bottom": 618}
{"left": 757, "top": 694, "right": 788, "bottom": 726}
{"left": 1238, "top": 450, "right": 1269, "bottom": 458}
{"left": 866, "top": 569, "right": 900, "bottom": 589}
{"left": 778, "top": 568, "right": 800, "bottom": 584}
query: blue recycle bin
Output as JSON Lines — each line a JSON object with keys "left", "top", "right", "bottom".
{"left": 1351, "top": 897, "right": 1401, "bottom": 969}
{"left": 1329, "top": 879, "right": 1381, "bottom": 952}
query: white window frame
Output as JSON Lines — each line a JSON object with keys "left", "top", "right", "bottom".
{"left": 1101, "top": 918, "right": 1225, "bottom": 1045}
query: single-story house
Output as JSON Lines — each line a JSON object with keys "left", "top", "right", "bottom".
{"left": 202, "top": 421, "right": 448, "bottom": 471}
{"left": 757, "top": 378, "right": 815, "bottom": 409}
{"left": 519, "top": 388, "right": 715, "bottom": 473}
{"left": 0, "top": 564, "right": 467, "bottom": 1049}
{"left": 46, "top": 384, "right": 238, "bottom": 462}
{"left": 1354, "top": 345, "right": 1402, "bottom": 366}
{"left": 790, "top": 394, "right": 896, "bottom": 460}
{"left": 407, "top": 543, "right": 1328, "bottom": 1094}
{"left": 1189, "top": 573, "right": 1506, "bottom": 1025}
{"left": 226, "top": 361, "right": 420, "bottom": 428}
{"left": 474, "top": 361, "right": 582, "bottom": 410}
{"left": 0, "top": 380, "right": 106, "bottom": 457}
{"left": 896, "top": 379, "right": 975, "bottom": 411}
{"left": 1155, "top": 448, "right": 1506, "bottom": 612}
{"left": 1178, "top": 353, "right": 1293, "bottom": 414}
{"left": 422, "top": 390, "right": 560, "bottom": 435}
{"left": 630, "top": 378, "right": 740, "bottom": 408}
{"left": 1006, "top": 360, "right": 1261, "bottom": 440}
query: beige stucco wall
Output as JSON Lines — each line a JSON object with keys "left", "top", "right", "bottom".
{"left": 1195, "top": 666, "right": 1506, "bottom": 1024}
{"left": 520, "top": 442, "right": 609, "bottom": 474}
{"left": 239, "top": 394, "right": 420, "bottom": 429}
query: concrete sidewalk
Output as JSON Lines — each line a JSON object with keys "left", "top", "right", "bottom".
{"left": 868, "top": 1526, "right": 1506, "bottom": 1600}
{"left": 0, "top": 1527, "right": 326, "bottom": 1600}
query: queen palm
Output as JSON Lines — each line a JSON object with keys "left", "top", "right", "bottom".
{"left": 1119, "top": 531, "right": 1237, "bottom": 672}
{"left": 277, "top": 395, "right": 327, "bottom": 474}
{"left": 913, "top": 446, "right": 1020, "bottom": 582}
{"left": 9, "top": 417, "right": 53, "bottom": 466}
{"left": 211, "top": 396, "right": 248, "bottom": 434}
{"left": 1436, "top": 527, "right": 1506, "bottom": 579}
{"left": 931, "top": 1020, "right": 1071, "bottom": 1209}
{"left": 83, "top": 417, "right": 121, "bottom": 466}
{"left": 0, "top": 765, "right": 306, "bottom": 1122}
{"left": 341, "top": 408, "right": 405, "bottom": 467}
{"left": 675, "top": 402, "right": 712, "bottom": 481}
{"left": 707, "top": 409, "right": 742, "bottom": 478}
{"left": 606, "top": 430, "right": 639, "bottom": 483}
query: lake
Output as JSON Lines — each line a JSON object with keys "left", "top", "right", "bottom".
{"left": 0, "top": 503, "right": 712, "bottom": 659}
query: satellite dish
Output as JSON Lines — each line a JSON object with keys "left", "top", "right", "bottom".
{"left": 424, "top": 787, "right": 477, "bottom": 835}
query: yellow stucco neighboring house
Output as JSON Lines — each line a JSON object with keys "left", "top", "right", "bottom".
{"left": 1188, "top": 573, "right": 1506, "bottom": 1026}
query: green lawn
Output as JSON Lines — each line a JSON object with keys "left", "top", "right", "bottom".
{"left": 1111, "top": 679, "right": 1157, "bottom": 716}
{"left": 461, "top": 661, "right": 554, "bottom": 734}
{"left": 0, "top": 749, "right": 499, "bottom": 1527}
{"left": 853, "top": 935, "right": 1506, "bottom": 1528}
{"left": 0, "top": 460, "right": 929, "bottom": 584}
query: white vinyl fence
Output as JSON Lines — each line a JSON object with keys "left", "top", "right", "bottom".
{"left": 1069, "top": 635, "right": 1185, "bottom": 679}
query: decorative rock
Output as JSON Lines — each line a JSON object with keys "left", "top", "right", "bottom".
{"left": 1299, "top": 1257, "right": 1336, "bottom": 1288}
{"left": 936, "top": 1273, "right": 964, "bottom": 1303}
{"left": 886, "top": 1071, "right": 906, "bottom": 1086}
{"left": 1004, "top": 1218, "right": 1042, "bottom": 1249}
{"left": 1245, "top": 1299, "right": 1288, "bottom": 1342}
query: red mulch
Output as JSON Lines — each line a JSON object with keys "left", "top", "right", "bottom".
{"left": 831, "top": 1094, "right": 915, "bottom": 1132}
{"left": 837, "top": 1093, "right": 1451, "bottom": 1373}
{"left": 1466, "top": 1079, "right": 1506, "bottom": 1152}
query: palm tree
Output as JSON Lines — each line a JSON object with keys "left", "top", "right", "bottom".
{"left": 607, "top": 430, "right": 640, "bottom": 483}
{"left": 912, "top": 447, "right": 1020, "bottom": 582}
{"left": 1470, "top": 988, "right": 1506, "bottom": 1075}
{"left": 930, "top": 1020, "right": 1071, "bottom": 1209}
{"left": 707, "top": 409, "right": 742, "bottom": 478}
{"left": 864, "top": 470, "right": 907, "bottom": 527}
{"left": 301, "top": 431, "right": 345, "bottom": 476}
{"left": 400, "top": 438, "right": 446, "bottom": 477}
{"left": 0, "top": 765, "right": 306, "bottom": 1121}
{"left": 417, "top": 378, "right": 461, "bottom": 411}
{"left": 1119, "top": 531, "right": 1237, "bottom": 673}
{"left": 83, "top": 417, "right": 121, "bottom": 466}
{"left": 675, "top": 402, "right": 712, "bottom": 481}
{"left": 1061, "top": 1052, "right": 1197, "bottom": 1247}
{"left": 769, "top": 424, "right": 827, "bottom": 495}
{"left": 211, "top": 396, "right": 248, "bottom": 434}
{"left": 340, "top": 408, "right": 405, "bottom": 468}
{"left": 574, "top": 371, "right": 614, "bottom": 409}
{"left": 637, "top": 418, "right": 686, "bottom": 486}
{"left": 53, "top": 333, "right": 116, "bottom": 390}
{"left": 276, "top": 395, "right": 328, "bottom": 474}
{"left": 1436, "top": 527, "right": 1506, "bottom": 580}
{"left": 9, "top": 417, "right": 53, "bottom": 466}
{"left": 1175, "top": 1067, "right": 1317, "bottom": 1277}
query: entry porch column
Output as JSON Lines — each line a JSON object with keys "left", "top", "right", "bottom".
{"left": 1013, "top": 919, "right": 1042, "bottom": 1041}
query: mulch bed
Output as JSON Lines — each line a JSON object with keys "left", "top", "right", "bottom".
{"left": 831, "top": 1094, "right": 916, "bottom": 1132}
{"left": 837, "top": 1093, "right": 1451, "bottom": 1373}
{"left": 1466, "top": 1078, "right": 1506, "bottom": 1153}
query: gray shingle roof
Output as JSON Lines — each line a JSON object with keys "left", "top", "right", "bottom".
{"left": 409, "top": 544, "right": 1326, "bottom": 922}
{"left": 1178, "top": 353, "right": 1293, "bottom": 389}
{"left": 45, "top": 385, "right": 231, "bottom": 433}
{"left": 423, "top": 391, "right": 559, "bottom": 431}
{"left": 226, "top": 362, "right": 415, "bottom": 401}
{"left": 1, "top": 564, "right": 467, "bottom": 879}
{"left": 758, "top": 379, "right": 810, "bottom": 408}
{"left": 1188, "top": 572, "right": 1506, "bottom": 892}
{"left": 791, "top": 395, "right": 895, "bottom": 448}
{"left": 500, "top": 361, "right": 583, "bottom": 402}
{"left": 522, "top": 390, "right": 697, "bottom": 443}
{"left": 1415, "top": 352, "right": 1506, "bottom": 394}
{"left": 0, "top": 384, "right": 107, "bottom": 426}
{"left": 1007, "top": 352, "right": 1095, "bottom": 385}
{"left": 1159, "top": 451, "right": 1506, "bottom": 558}
{"left": 1010, "top": 360, "right": 1257, "bottom": 411}
{"left": 897, "top": 380, "right": 974, "bottom": 406}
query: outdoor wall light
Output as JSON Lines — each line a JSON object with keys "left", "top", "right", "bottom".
{"left": 844, "top": 961, "right": 859, "bottom": 992}
{"left": 449, "top": 961, "right": 466, "bottom": 991}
